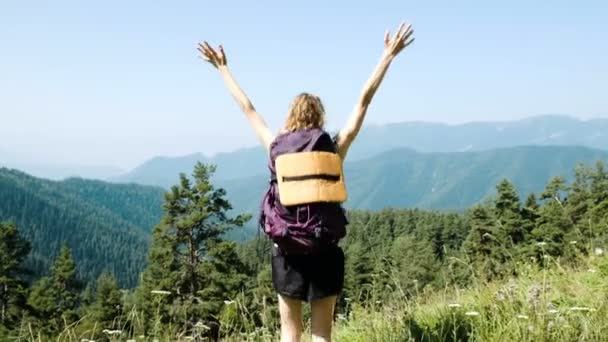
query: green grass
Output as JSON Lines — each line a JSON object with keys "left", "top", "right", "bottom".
{"left": 10, "top": 254, "right": 608, "bottom": 341}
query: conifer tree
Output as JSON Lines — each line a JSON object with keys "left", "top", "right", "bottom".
{"left": 494, "top": 179, "right": 525, "bottom": 246}
{"left": 137, "top": 162, "right": 250, "bottom": 332}
{"left": 28, "top": 245, "right": 82, "bottom": 334}
{"left": 0, "top": 222, "right": 31, "bottom": 333}
{"left": 90, "top": 272, "right": 123, "bottom": 329}
{"left": 389, "top": 235, "right": 439, "bottom": 297}
{"left": 530, "top": 176, "right": 576, "bottom": 262}
{"left": 462, "top": 205, "right": 510, "bottom": 279}
{"left": 343, "top": 241, "right": 373, "bottom": 302}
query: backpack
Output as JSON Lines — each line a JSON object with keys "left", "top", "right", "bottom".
{"left": 259, "top": 127, "right": 349, "bottom": 255}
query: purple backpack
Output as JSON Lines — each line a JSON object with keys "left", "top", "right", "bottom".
{"left": 258, "top": 127, "right": 348, "bottom": 255}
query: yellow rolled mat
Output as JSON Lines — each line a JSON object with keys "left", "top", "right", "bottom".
{"left": 275, "top": 151, "right": 347, "bottom": 206}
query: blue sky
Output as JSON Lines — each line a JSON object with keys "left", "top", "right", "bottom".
{"left": 1, "top": 0, "right": 606, "bottom": 169}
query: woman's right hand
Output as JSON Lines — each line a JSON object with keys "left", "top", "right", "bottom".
{"left": 383, "top": 22, "right": 415, "bottom": 58}
{"left": 197, "top": 41, "right": 228, "bottom": 69}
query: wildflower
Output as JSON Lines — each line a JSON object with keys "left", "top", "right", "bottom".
{"left": 102, "top": 329, "right": 122, "bottom": 335}
{"left": 594, "top": 248, "right": 604, "bottom": 256}
{"left": 224, "top": 300, "right": 235, "bottom": 305}
{"left": 465, "top": 311, "right": 480, "bottom": 316}
{"left": 569, "top": 306, "right": 595, "bottom": 312}
{"left": 195, "top": 321, "right": 210, "bottom": 330}
{"left": 536, "top": 242, "right": 547, "bottom": 247}
{"left": 588, "top": 269, "right": 597, "bottom": 273}
{"left": 151, "top": 290, "right": 171, "bottom": 295}
{"left": 569, "top": 241, "right": 577, "bottom": 244}
{"left": 527, "top": 284, "right": 542, "bottom": 307}
{"left": 517, "top": 314, "right": 529, "bottom": 319}
{"left": 548, "top": 309, "right": 559, "bottom": 314}
{"left": 448, "top": 303, "right": 461, "bottom": 308}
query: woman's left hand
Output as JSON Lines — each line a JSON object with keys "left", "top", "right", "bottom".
{"left": 197, "top": 41, "right": 227, "bottom": 69}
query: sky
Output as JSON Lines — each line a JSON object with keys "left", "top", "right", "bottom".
{"left": 1, "top": 0, "right": 607, "bottom": 170}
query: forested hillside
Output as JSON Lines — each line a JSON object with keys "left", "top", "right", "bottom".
{"left": 0, "top": 168, "right": 165, "bottom": 288}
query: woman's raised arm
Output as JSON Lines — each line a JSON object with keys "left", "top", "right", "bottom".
{"left": 198, "top": 42, "right": 275, "bottom": 151}
{"left": 335, "top": 22, "right": 415, "bottom": 159}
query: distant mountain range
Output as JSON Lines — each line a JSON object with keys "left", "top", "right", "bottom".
{"left": 111, "top": 115, "right": 608, "bottom": 189}
{"left": 217, "top": 145, "right": 608, "bottom": 220}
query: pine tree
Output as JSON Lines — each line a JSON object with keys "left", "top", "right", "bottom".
{"left": 90, "top": 272, "right": 123, "bottom": 329}
{"left": 520, "top": 193, "right": 540, "bottom": 245}
{"left": 28, "top": 245, "right": 82, "bottom": 334}
{"left": 586, "top": 161, "right": 608, "bottom": 246}
{"left": 462, "top": 205, "right": 510, "bottom": 279}
{"left": 494, "top": 179, "right": 525, "bottom": 246}
{"left": 137, "top": 163, "right": 250, "bottom": 332}
{"left": 389, "top": 235, "right": 439, "bottom": 298}
{"left": 0, "top": 222, "right": 31, "bottom": 332}
{"left": 343, "top": 241, "right": 373, "bottom": 302}
{"left": 530, "top": 176, "right": 576, "bottom": 262}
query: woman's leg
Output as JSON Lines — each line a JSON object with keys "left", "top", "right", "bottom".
{"left": 310, "top": 295, "right": 337, "bottom": 342}
{"left": 278, "top": 294, "right": 303, "bottom": 342}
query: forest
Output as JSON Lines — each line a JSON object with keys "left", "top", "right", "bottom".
{"left": 1, "top": 160, "right": 607, "bottom": 341}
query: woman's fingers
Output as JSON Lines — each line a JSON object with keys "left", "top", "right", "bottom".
{"left": 384, "top": 30, "right": 390, "bottom": 47}
{"left": 218, "top": 44, "right": 227, "bottom": 64}
{"left": 400, "top": 25, "right": 414, "bottom": 44}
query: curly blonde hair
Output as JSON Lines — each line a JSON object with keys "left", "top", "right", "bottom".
{"left": 284, "top": 93, "right": 326, "bottom": 132}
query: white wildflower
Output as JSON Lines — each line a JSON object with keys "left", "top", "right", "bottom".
{"left": 448, "top": 303, "right": 461, "bottom": 308}
{"left": 594, "top": 248, "right": 604, "bottom": 256}
{"left": 465, "top": 311, "right": 480, "bottom": 316}
{"left": 102, "top": 329, "right": 122, "bottom": 335}
{"left": 536, "top": 242, "right": 547, "bottom": 247}
{"left": 548, "top": 309, "right": 559, "bottom": 314}
{"left": 517, "top": 314, "right": 529, "bottom": 319}
{"left": 569, "top": 307, "right": 595, "bottom": 312}
{"left": 588, "top": 269, "right": 597, "bottom": 273}
{"left": 569, "top": 241, "right": 577, "bottom": 244}
{"left": 194, "top": 321, "right": 209, "bottom": 330}
{"left": 151, "top": 290, "right": 171, "bottom": 295}
{"left": 224, "top": 300, "right": 235, "bottom": 305}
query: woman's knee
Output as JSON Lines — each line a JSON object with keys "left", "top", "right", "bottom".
{"left": 278, "top": 294, "right": 304, "bottom": 332}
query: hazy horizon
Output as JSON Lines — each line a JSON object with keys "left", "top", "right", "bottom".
{"left": 1, "top": 1, "right": 607, "bottom": 170}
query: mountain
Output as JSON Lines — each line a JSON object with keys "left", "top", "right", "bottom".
{"left": 350, "top": 115, "right": 608, "bottom": 159}
{"left": 0, "top": 168, "right": 165, "bottom": 288}
{"left": 109, "top": 153, "right": 210, "bottom": 187}
{"left": 109, "top": 146, "right": 266, "bottom": 188}
{"left": 217, "top": 146, "right": 608, "bottom": 222}
{"left": 0, "top": 155, "right": 125, "bottom": 181}
{"left": 111, "top": 115, "right": 608, "bottom": 189}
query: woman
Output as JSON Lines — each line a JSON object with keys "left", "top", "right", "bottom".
{"left": 198, "top": 21, "right": 414, "bottom": 342}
